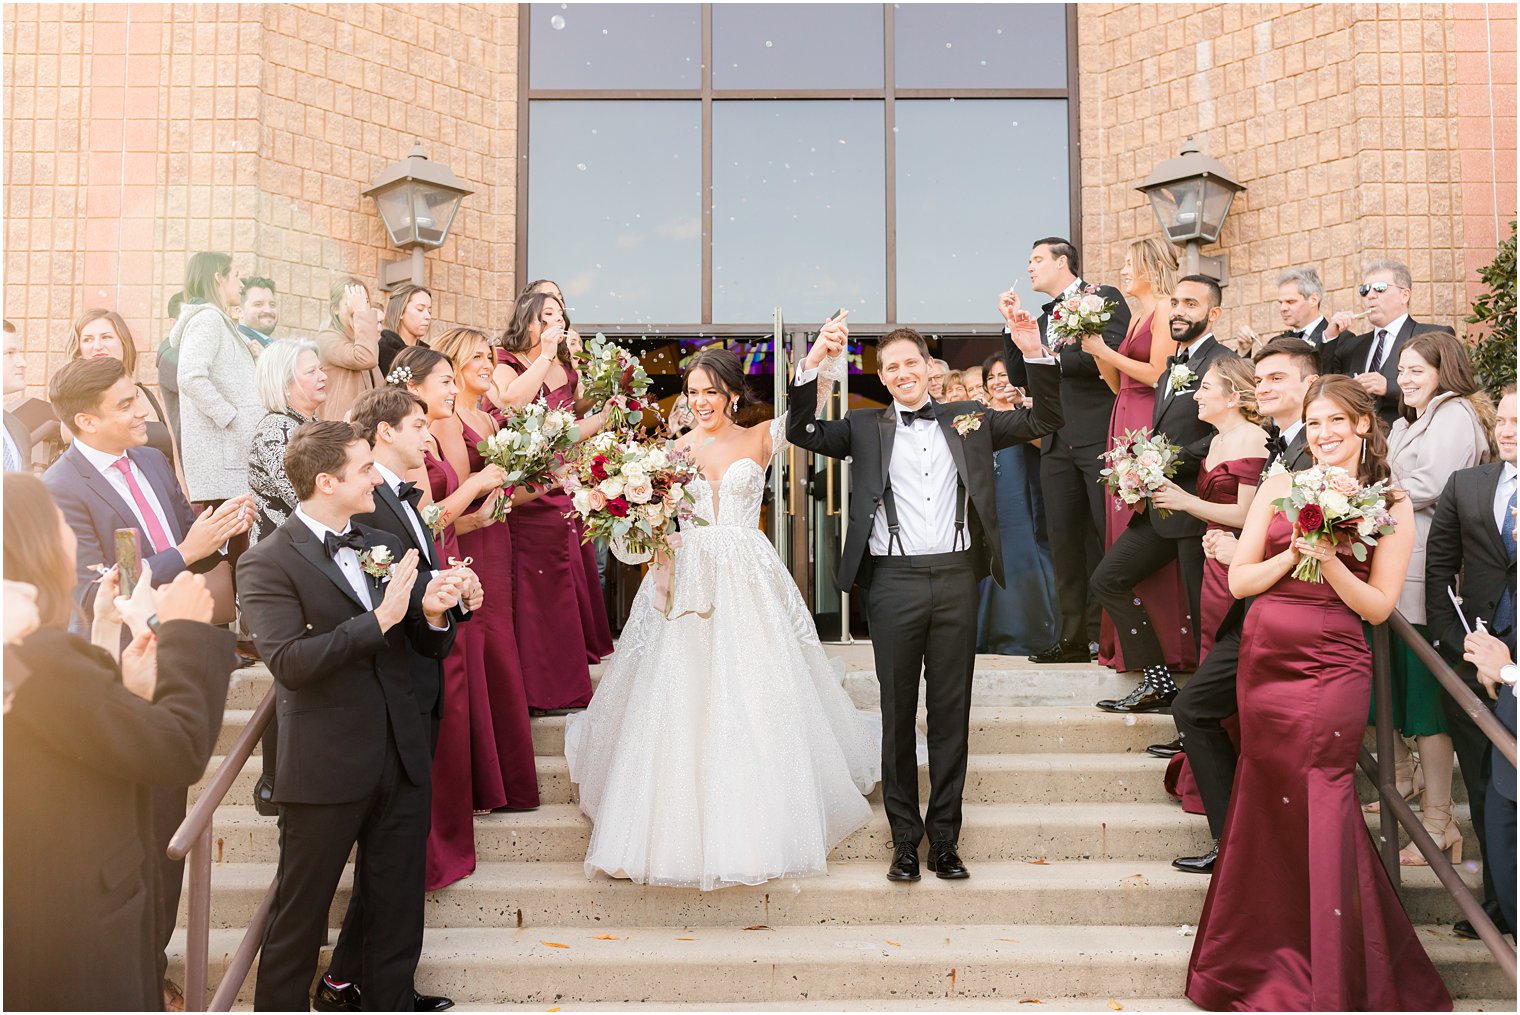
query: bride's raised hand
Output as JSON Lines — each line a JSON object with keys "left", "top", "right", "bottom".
{"left": 805, "top": 311, "right": 849, "bottom": 370}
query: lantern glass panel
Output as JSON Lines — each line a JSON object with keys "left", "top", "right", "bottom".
{"left": 1147, "top": 178, "right": 1206, "bottom": 242}
{"left": 1199, "top": 180, "right": 1237, "bottom": 244}
{"left": 375, "top": 187, "right": 416, "bottom": 246}
{"left": 412, "top": 184, "right": 464, "bottom": 248}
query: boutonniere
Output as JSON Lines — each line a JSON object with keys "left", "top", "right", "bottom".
{"left": 1168, "top": 363, "right": 1198, "bottom": 394}
{"left": 420, "top": 503, "right": 446, "bottom": 537}
{"left": 357, "top": 545, "right": 394, "bottom": 580}
{"left": 952, "top": 412, "right": 983, "bottom": 438}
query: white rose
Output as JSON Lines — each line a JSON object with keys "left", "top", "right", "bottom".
{"left": 669, "top": 482, "right": 684, "bottom": 501}
{"left": 644, "top": 447, "right": 669, "bottom": 471}
{"left": 1319, "top": 490, "right": 1350, "bottom": 518}
{"left": 625, "top": 478, "right": 655, "bottom": 504}
{"left": 598, "top": 476, "right": 625, "bottom": 499}
{"left": 371, "top": 545, "right": 393, "bottom": 564}
{"left": 622, "top": 463, "right": 647, "bottom": 483}
{"left": 572, "top": 489, "right": 593, "bottom": 514}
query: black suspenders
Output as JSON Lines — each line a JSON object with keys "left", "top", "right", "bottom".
{"left": 881, "top": 470, "right": 967, "bottom": 556}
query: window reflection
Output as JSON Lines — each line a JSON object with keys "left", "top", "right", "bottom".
{"left": 712, "top": 4, "right": 884, "bottom": 90}
{"left": 712, "top": 101, "right": 886, "bottom": 323}
{"left": 528, "top": 101, "right": 701, "bottom": 323}
{"left": 895, "top": 99, "right": 1070, "bottom": 323}
{"left": 894, "top": 3, "right": 1066, "bottom": 90}
{"left": 530, "top": 4, "right": 701, "bottom": 90}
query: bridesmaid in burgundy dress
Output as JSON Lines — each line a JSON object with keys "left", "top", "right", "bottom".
{"left": 488, "top": 290, "right": 612, "bottom": 711}
{"left": 1084, "top": 238, "right": 1196, "bottom": 673}
{"left": 393, "top": 346, "right": 511, "bottom": 889}
{"left": 1147, "top": 358, "right": 1268, "bottom": 814}
{"left": 430, "top": 327, "right": 543, "bottom": 812}
{"left": 1186, "top": 377, "right": 1449, "bottom": 1012}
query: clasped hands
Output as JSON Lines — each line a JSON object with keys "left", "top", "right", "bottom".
{"left": 803, "top": 311, "right": 849, "bottom": 370}
{"left": 374, "top": 549, "right": 472, "bottom": 632}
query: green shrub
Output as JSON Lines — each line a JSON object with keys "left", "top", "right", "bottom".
{"left": 1466, "top": 220, "right": 1517, "bottom": 398}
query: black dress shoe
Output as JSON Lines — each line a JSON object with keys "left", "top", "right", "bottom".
{"left": 925, "top": 840, "right": 970, "bottom": 879}
{"left": 1453, "top": 899, "right": 1511, "bottom": 940}
{"left": 1097, "top": 684, "right": 1177, "bottom": 714}
{"left": 413, "top": 991, "right": 455, "bottom": 1012}
{"left": 887, "top": 842, "right": 921, "bottom": 882}
{"left": 1172, "top": 843, "right": 1219, "bottom": 874}
{"left": 1029, "top": 639, "right": 1092, "bottom": 664}
{"left": 1146, "top": 737, "right": 1184, "bottom": 759}
{"left": 313, "top": 977, "right": 360, "bottom": 1013}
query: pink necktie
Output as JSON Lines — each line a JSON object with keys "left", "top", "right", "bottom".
{"left": 111, "top": 456, "right": 172, "bottom": 553}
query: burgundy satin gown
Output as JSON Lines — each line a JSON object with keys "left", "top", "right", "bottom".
{"left": 459, "top": 420, "right": 540, "bottom": 810}
{"left": 1098, "top": 312, "right": 1198, "bottom": 673}
{"left": 1185, "top": 512, "right": 1452, "bottom": 1012}
{"left": 423, "top": 448, "right": 506, "bottom": 891}
{"left": 1165, "top": 456, "right": 1264, "bottom": 811}
{"left": 496, "top": 350, "right": 613, "bottom": 710}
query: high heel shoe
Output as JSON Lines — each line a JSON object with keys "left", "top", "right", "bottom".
{"left": 1364, "top": 758, "right": 1424, "bottom": 813}
{"left": 1399, "top": 818, "right": 1463, "bottom": 866}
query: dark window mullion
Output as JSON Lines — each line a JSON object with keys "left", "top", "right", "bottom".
{"left": 701, "top": 4, "right": 714, "bottom": 325}
{"left": 884, "top": 2, "right": 896, "bottom": 325}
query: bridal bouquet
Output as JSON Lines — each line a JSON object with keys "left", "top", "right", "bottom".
{"left": 1048, "top": 284, "right": 1118, "bottom": 349}
{"left": 1100, "top": 427, "right": 1183, "bottom": 517}
{"left": 476, "top": 398, "right": 580, "bottom": 520}
{"left": 579, "top": 333, "right": 652, "bottom": 431}
{"left": 561, "top": 432, "right": 703, "bottom": 561}
{"left": 1272, "top": 464, "right": 1396, "bottom": 583}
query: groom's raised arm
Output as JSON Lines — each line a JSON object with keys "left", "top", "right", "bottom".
{"left": 786, "top": 320, "right": 853, "bottom": 460}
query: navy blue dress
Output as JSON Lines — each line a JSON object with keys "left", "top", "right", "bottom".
{"left": 977, "top": 443, "right": 1059, "bottom": 654}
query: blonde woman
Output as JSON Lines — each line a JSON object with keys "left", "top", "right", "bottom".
{"left": 314, "top": 275, "right": 382, "bottom": 422}
{"left": 66, "top": 309, "right": 177, "bottom": 469}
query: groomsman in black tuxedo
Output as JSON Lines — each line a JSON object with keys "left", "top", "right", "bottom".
{"left": 1425, "top": 383, "right": 1517, "bottom": 937}
{"left": 1321, "top": 258, "right": 1454, "bottom": 425}
{"left": 1089, "top": 275, "right": 1239, "bottom": 713}
{"left": 1004, "top": 237, "right": 1131, "bottom": 664}
{"left": 789, "top": 316, "right": 1061, "bottom": 882}
{"left": 1234, "top": 268, "right": 1330, "bottom": 362}
{"left": 1156, "top": 337, "right": 1320, "bottom": 874}
{"left": 311, "top": 389, "right": 481, "bottom": 1012}
{"left": 238, "top": 421, "right": 465, "bottom": 1011}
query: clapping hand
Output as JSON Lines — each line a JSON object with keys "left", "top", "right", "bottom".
{"left": 373, "top": 549, "right": 421, "bottom": 633}
{"left": 181, "top": 495, "right": 255, "bottom": 565}
{"left": 421, "top": 571, "right": 466, "bottom": 624}
{"left": 805, "top": 311, "right": 849, "bottom": 370}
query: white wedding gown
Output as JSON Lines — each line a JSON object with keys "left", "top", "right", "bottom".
{"left": 564, "top": 417, "right": 881, "bottom": 891}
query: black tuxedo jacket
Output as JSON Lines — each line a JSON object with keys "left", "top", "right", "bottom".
{"left": 43, "top": 441, "right": 221, "bottom": 617}
{"left": 351, "top": 480, "right": 460, "bottom": 719}
{"left": 1142, "top": 335, "right": 1240, "bottom": 539}
{"left": 1323, "top": 317, "right": 1454, "bottom": 424}
{"left": 1005, "top": 281, "right": 1130, "bottom": 453}
{"left": 236, "top": 517, "right": 454, "bottom": 805}
{"left": 788, "top": 361, "right": 1062, "bottom": 592}
{"left": 1278, "top": 319, "right": 1332, "bottom": 371}
{"left": 1426, "top": 463, "right": 1516, "bottom": 662}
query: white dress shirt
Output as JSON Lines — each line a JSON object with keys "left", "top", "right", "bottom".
{"left": 1280, "top": 419, "right": 1306, "bottom": 450}
{"left": 374, "top": 462, "right": 433, "bottom": 558}
{"left": 1163, "top": 333, "right": 1214, "bottom": 399}
{"left": 294, "top": 506, "right": 372, "bottom": 608}
{"left": 1366, "top": 314, "right": 1409, "bottom": 372}
{"left": 1294, "top": 316, "right": 1325, "bottom": 341}
{"left": 1495, "top": 462, "right": 1517, "bottom": 536}
{"left": 868, "top": 402, "right": 964, "bottom": 557}
{"left": 74, "top": 438, "right": 177, "bottom": 550}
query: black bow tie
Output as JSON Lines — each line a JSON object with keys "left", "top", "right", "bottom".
{"left": 395, "top": 481, "right": 423, "bottom": 508}
{"left": 1166, "top": 353, "right": 1191, "bottom": 369}
{"left": 1041, "top": 297, "right": 1061, "bottom": 316}
{"left": 1264, "top": 420, "right": 1288, "bottom": 462}
{"left": 1282, "top": 328, "right": 1305, "bottom": 339}
{"left": 899, "top": 404, "right": 936, "bottom": 427}
{"left": 323, "top": 530, "right": 367, "bottom": 559}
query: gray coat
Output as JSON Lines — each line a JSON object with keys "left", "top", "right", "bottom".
{"left": 168, "top": 303, "right": 263, "bottom": 501}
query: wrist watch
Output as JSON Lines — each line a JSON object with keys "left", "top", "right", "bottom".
{"left": 146, "top": 613, "right": 162, "bottom": 635}
{"left": 1500, "top": 663, "right": 1517, "bottom": 687}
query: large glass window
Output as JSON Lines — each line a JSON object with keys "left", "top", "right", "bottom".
{"left": 522, "top": 3, "right": 1074, "bottom": 328}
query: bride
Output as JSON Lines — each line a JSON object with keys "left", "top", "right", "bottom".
{"left": 564, "top": 314, "right": 881, "bottom": 890}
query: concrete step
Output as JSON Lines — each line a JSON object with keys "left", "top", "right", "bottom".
{"left": 180, "top": 859, "right": 1484, "bottom": 932}
{"left": 167, "top": 922, "right": 1510, "bottom": 1008}
{"left": 199, "top": 800, "right": 1473, "bottom": 867}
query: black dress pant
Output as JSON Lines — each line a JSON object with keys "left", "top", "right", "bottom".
{"left": 1442, "top": 662, "right": 1499, "bottom": 907}
{"left": 1172, "top": 622, "right": 1243, "bottom": 839}
{"left": 1040, "top": 440, "right": 1108, "bottom": 645}
{"left": 151, "top": 786, "right": 188, "bottom": 986}
{"left": 1090, "top": 513, "right": 1205, "bottom": 671}
{"left": 254, "top": 736, "right": 429, "bottom": 1012}
{"left": 864, "top": 552, "right": 978, "bottom": 847}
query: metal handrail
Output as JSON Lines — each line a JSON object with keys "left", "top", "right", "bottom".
{"left": 1364, "top": 617, "right": 1517, "bottom": 985}
{"left": 168, "top": 685, "right": 277, "bottom": 1011}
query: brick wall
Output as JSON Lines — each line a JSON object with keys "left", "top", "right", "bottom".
{"left": 3, "top": 3, "right": 518, "bottom": 391}
{"left": 1075, "top": 2, "right": 1515, "bottom": 342}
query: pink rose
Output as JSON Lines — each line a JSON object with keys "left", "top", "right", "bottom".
{"left": 1080, "top": 293, "right": 1106, "bottom": 313}
{"left": 1137, "top": 450, "right": 1163, "bottom": 468}
{"left": 625, "top": 478, "right": 655, "bottom": 504}
{"left": 1120, "top": 473, "right": 1143, "bottom": 490}
{"left": 587, "top": 488, "right": 608, "bottom": 512}
{"left": 1327, "top": 473, "right": 1361, "bottom": 497}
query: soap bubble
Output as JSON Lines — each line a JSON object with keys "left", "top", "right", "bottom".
{"left": 549, "top": 14, "right": 565, "bottom": 30}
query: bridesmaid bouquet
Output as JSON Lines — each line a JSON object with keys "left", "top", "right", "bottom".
{"left": 1100, "top": 427, "right": 1183, "bottom": 516}
{"left": 561, "top": 432, "right": 703, "bottom": 560}
{"left": 1048, "top": 284, "right": 1118, "bottom": 349}
{"left": 579, "top": 333, "right": 652, "bottom": 431}
{"left": 1272, "top": 465, "right": 1396, "bottom": 583}
{"left": 476, "top": 398, "right": 580, "bottom": 520}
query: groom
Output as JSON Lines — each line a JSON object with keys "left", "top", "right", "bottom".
{"left": 788, "top": 316, "right": 1062, "bottom": 882}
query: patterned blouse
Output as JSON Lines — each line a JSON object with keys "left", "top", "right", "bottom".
{"left": 248, "top": 409, "right": 310, "bottom": 544}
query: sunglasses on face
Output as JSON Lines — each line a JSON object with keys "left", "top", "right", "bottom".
{"left": 1358, "top": 281, "right": 1404, "bottom": 297}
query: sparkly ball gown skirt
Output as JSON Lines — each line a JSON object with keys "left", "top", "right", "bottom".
{"left": 565, "top": 426, "right": 880, "bottom": 891}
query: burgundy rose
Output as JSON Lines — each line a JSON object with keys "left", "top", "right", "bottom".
{"left": 607, "top": 497, "right": 629, "bottom": 518}
{"left": 590, "top": 454, "right": 610, "bottom": 481}
{"left": 1297, "top": 503, "right": 1325, "bottom": 531}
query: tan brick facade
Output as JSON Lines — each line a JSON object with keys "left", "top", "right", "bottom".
{"left": 4, "top": 3, "right": 1514, "bottom": 394}
{"left": 1076, "top": 2, "right": 1517, "bottom": 342}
